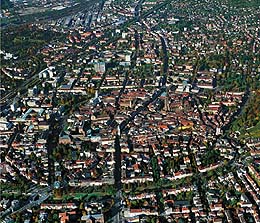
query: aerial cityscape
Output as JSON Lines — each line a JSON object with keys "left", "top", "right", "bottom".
{"left": 0, "top": 0, "right": 260, "bottom": 222}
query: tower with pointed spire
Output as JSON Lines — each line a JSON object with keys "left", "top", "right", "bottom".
{"left": 95, "top": 90, "right": 98, "bottom": 99}
{"left": 164, "top": 88, "right": 170, "bottom": 112}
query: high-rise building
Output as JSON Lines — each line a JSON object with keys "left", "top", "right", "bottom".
{"left": 94, "top": 62, "right": 106, "bottom": 74}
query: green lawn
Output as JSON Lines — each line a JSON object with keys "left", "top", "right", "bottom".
{"left": 60, "top": 191, "right": 108, "bottom": 201}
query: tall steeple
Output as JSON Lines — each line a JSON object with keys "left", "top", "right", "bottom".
{"left": 164, "top": 88, "right": 170, "bottom": 112}
{"left": 95, "top": 90, "right": 98, "bottom": 99}
{"left": 117, "top": 124, "right": 121, "bottom": 137}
